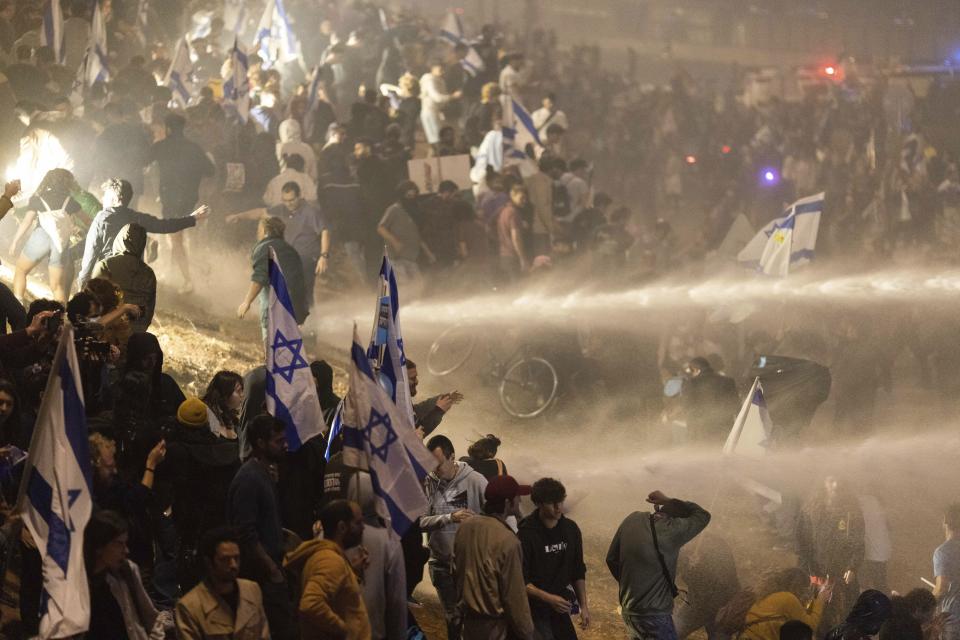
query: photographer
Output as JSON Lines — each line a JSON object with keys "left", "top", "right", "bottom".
{"left": 66, "top": 291, "right": 120, "bottom": 415}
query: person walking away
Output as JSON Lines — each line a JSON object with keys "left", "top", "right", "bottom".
{"left": 460, "top": 434, "right": 508, "bottom": 480}
{"left": 91, "top": 223, "right": 156, "bottom": 333}
{"left": 519, "top": 477, "right": 590, "bottom": 639}
{"left": 146, "top": 113, "right": 215, "bottom": 293}
{"left": 420, "top": 435, "right": 487, "bottom": 640}
{"left": 454, "top": 475, "right": 536, "bottom": 640}
{"left": 227, "top": 415, "right": 297, "bottom": 640}
{"left": 236, "top": 216, "right": 308, "bottom": 340}
{"left": 680, "top": 357, "right": 739, "bottom": 444}
{"left": 175, "top": 526, "right": 270, "bottom": 639}
{"left": 606, "top": 490, "right": 711, "bottom": 639}
{"left": 284, "top": 500, "right": 371, "bottom": 640}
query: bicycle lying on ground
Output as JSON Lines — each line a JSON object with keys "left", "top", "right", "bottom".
{"left": 426, "top": 323, "right": 560, "bottom": 419}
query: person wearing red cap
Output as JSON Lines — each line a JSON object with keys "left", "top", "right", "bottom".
{"left": 454, "top": 475, "right": 536, "bottom": 640}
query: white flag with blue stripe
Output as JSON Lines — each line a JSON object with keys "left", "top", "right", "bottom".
{"left": 19, "top": 324, "right": 93, "bottom": 638}
{"left": 737, "top": 192, "right": 824, "bottom": 277}
{"left": 366, "top": 255, "right": 415, "bottom": 428}
{"left": 439, "top": 11, "right": 484, "bottom": 77}
{"left": 165, "top": 38, "right": 196, "bottom": 108}
{"left": 41, "top": 0, "right": 64, "bottom": 64}
{"left": 266, "top": 248, "right": 323, "bottom": 452}
{"left": 223, "top": 37, "right": 250, "bottom": 122}
{"left": 343, "top": 326, "right": 436, "bottom": 537}
{"left": 255, "top": 0, "right": 300, "bottom": 69}
{"left": 84, "top": 0, "right": 109, "bottom": 86}
{"left": 723, "top": 377, "right": 772, "bottom": 457}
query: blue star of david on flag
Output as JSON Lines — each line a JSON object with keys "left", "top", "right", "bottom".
{"left": 271, "top": 329, "right": 308, "bottom": 384}
{"left": 362, "top": 408, "right": 398, "bottom": 463}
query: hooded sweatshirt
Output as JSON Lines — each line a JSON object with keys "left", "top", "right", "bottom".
{"left": 277, "top": 119, "right": 318, "bottom": 180}
{"left": 92, "top": 223, "right": 157, "bottom": 332}
{"left": 284, "top": 538, "right": 371, "bottom": 640}
{"left": 420, "top": 461, "right": 487, "bottom": 561}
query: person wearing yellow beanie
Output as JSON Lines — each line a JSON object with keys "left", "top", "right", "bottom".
{"left": 177, "top": 397, "right": 209, "bottom": 428}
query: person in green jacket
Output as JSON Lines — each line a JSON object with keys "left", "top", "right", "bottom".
{"left": 237, "top": 216, "right": 307, "bottom": 340}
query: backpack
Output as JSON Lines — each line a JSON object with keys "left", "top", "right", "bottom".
{"left": 37, "top": 196, "right": 75, "bottom": 254}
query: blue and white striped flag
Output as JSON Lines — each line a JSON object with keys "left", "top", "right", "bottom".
{"left": 265, "top": 248, "right": 323, "bottom": 452}
{"left": 367, "top": 255, "right": 415, "bottom": 428}
{"left": 738, "top": 192, "right": 824, "bottom": 277}
{"left": 81, "top": 2, "right": 110, "bottom": 87}
{"left": 255, "top": 0, "right": 300, "bottom": 69}
{"left": 165, "top": 38, "right": 196, "bottom": 108}
{"left": 343, "top": 325, "right": 436, "bottom": 536}
{"left": 439, "top": 11, "right": 484, "bottom": 77}
{"left": 223, "top": 37, "right": 250, "bottom": 122}
{"left": 502, "top": 95, "right": 542, "bottom": 167}
{"left": 18, "top": 324, "right": 93, "bottom": 638}
{"left": 723, "top": 377, "right": 772, "bottom": 457}
{"left": 84, "top": 0, "right": 109, "bottom": 86}
{"left": 41, "top": 0, "right": 64, "bottom": 64}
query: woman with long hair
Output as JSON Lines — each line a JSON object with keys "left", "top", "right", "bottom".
{"left": 10, "top": 169, "right": 93, "bottom": 302}
{"left": 739, "top": 567, "right": 832, "bottom": 639}
{"left": 201, "top": 370, "right": 243, "bottom": 440}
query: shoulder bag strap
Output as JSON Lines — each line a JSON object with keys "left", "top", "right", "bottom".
{"left": 649, "top": 513, "right": 680, "bottom": 598}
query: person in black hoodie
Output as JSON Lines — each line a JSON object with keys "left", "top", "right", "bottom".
{"left": 157, "top": 397, "right": 240, "bottom": 592}
{"left": 519, "top": 477, "right": 590, "bottom": 640}
{"left": 123, "top": 332, "right": 186, "bottom": 420}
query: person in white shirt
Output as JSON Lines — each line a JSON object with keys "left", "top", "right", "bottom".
{"left": 420, "top": 62, "right": 461, "bottom": 149}
{"left": 499, "top": 53, "right": 526, "bottom": 97}
{"left": 262, "top": 154, "right": 317, "bottom": 207}
{"left": 531, "top": 93, "right": 569, "bottom": 138}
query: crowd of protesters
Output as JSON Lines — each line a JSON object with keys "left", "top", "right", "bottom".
{"left": 0, "top": 0, "right": 956, "bottom": 639}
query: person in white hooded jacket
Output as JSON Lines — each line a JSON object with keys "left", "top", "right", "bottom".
{"left": 421, "top": 435, "right": 487, "bottom": 640}
{"left": 276, "top": 119, "right": 318, "bottom": 181}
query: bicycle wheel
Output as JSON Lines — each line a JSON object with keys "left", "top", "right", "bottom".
{"left": 499, "top": 357, "right": 559, "bottom": 419}
{"left": 427, "top": 324, "right": 477, "bottom": 376}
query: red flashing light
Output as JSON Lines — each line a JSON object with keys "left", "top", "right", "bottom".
{"left": 721, "top": 145, "right": 732, "bottom": 155}
{"left": 685, "top": 155, "right": 697, "bottom": 165}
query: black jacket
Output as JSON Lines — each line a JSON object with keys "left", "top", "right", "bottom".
{"left": 518, "top": 512, "right": 587, "bottom": 613}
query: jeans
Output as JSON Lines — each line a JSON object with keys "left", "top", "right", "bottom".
{"left": 532, "top": 606, "right": 579, "bottom": 640}
{"left": 623, "top": 612, "right": 679, "bottom": 640}
{"left": 429, "top": 558, "right": 461, "bottom": 640}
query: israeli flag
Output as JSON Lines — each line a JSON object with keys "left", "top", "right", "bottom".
{"left": 84, "top": 1, "right": 109, "bottom": 86}
{"left": 41, "top": 0, "right": 64, "bottom": 64}
{"left": 737, "top": 192, "right": 824, "bottom": 277}
{"left": 439, "top": 11, "right": 484, "bottom": 77}
{"left": 265, "top": 248, "right": 323, "bottom": 452}
{"left": 18, "top": 325, "right": 93, "bottom": 638}
{"left": 343, "top": 325, "right": 436, "bottom": 537}
{"left": 188, "top": 10, "right": 214, "bottom": 40}
{"left": 165, "top": 38, "right": 196, "bottom": 108}
{"left": 255, "top": 0, "right": 300, "bottom": 69}
{"left": 223, "top": 37, "right": 250, "bottom": 122}
{"left": 723, "top": 377, "right": 772, "bottom": 457}
{"left": 366, "top": 256, "right": 415, "bottom": 428}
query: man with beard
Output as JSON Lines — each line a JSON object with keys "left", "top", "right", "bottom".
{"left": 285, "top": 500, "right": 371, "bottom": 640}
{"left": 227, "top": 415, "right": 296, "bottom": 640}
